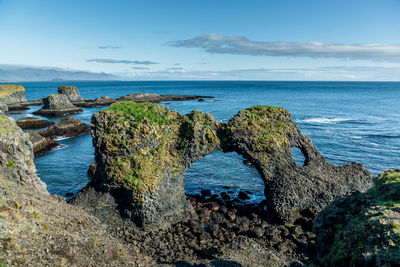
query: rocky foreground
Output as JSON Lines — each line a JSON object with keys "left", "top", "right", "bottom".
{"left": 0, "top": 83, "right": 399, "bottom": 266}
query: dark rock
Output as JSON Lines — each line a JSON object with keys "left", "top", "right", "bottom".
{"left": 58, "top": 85, "right": 82, "bottom": 102}
{"left": 226, "top": 211, "right": 236, "bottom": 221}
{"left": 238, "top": 191, "right": 250, "bottom": 200}
{"left": 207, "top": 201, "right": 220, "bottom": 211}
{"left": 87, "top": 162, "right": 97, "bottom": 179}
{"left": 27, "top": 131, "right": 59, "bottom": 155}
{"left": 219, "top": 205, "right": 228, "bottom": 214}
{"left": 38, "top": 116, "right": 90, "bottom": 139}
{"left": 197, "top": 98, "right": 205, "bottom": 102}
{"left": 65, "top": 192, "right": 74, "bottom": 197}
{"left": 16, "top": 117, "right": 55, "bottom": 129}
{"left": 75, "top": 96, "right": 117, "bottom": 108}
{"left": 243, "top": 159, "right": 252, "bottom": 166}
{"left": 201, "top": 189, "right": 212, "bottom": 197}
{"left": 33, "top": 94, "right": 82, "bottom": 117}
{"left": 249, "top": 227, "right": 265, "bottom": 238}
{"left": 221, "top": 192, "right": 231, "bottom": 201}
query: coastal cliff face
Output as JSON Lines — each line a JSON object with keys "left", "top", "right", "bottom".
{"left": 84, "top": 102, "right": 373, "bottom": 229}
{"left": 0, "top": 84, "right": 27, "bottom": 104}
{"left": 0, "top": 115, "right": 153, "bottom": 266}
{"left": 313, "top": 170, "right": 400, "bottom": 266}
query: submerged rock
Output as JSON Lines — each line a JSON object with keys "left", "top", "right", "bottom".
{"left": 27, "top": 131, "right": 59, "bottom": 155}
{"left": 16, "top": 116, "right": 55, "bottom": 129}
{"left": 33, "top": 94, "right": 82, "bottom": 117}
{"left": 78, "top": 102, "right": 372, "bottom": 229}
{"left": 313, "top": 170, "right": 400, "bottom": 266}
{"left": 38, "top": 116, "right": 90, "bottom": 139}
{"left": 0, "top": 84, "right": 27, "bottom": 104}
{"left": 58, "top": 85, "right": 83, "bottom": 102}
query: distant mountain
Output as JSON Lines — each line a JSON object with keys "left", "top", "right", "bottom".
{"left": 0, "top": 65, "right": 119, "bottom": 82}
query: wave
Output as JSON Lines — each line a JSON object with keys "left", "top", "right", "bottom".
{"left": 301, "top": 117, "right": 353, "bottom": 124}
{"left": 54, "top": 136, "right": 70, "bottom": 141}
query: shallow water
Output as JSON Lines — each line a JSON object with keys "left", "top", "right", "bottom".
{"left": 5, "top": 81, "right": 400, "bottom": 202}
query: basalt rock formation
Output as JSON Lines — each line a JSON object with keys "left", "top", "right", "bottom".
{"left": 16, "top": 116, "right": 55, "bottom": 129}
{"left": 0, "top": 114, "right": 153, "bottom": 266}
{"left": 0, "top": 84, "right": 27, "bottom": 104}
{"left": 313, "top": 170, "right": 400, "bottom": 266}
{"left": 80, "top": 102, "right": 373, "bottom": 229}
{"left": 27, "top": 131, "right": 59, "bottom": 155}
{"left": 38, "top": 116, "right": 90, "bottom": 139}
{"left": 58, "top": 85, "right": 83, "bottom": 102}
{"left": 116, "top": 92, "right": 213, "bottom": 103}
{"left": 33, "top": 94, "right": 82, "bottom": 117}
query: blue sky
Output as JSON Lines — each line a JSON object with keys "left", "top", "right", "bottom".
{"left": 1, "top": 0, "right": 400, "bottom": 80}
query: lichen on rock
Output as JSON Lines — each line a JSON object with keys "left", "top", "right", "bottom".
{"left": 0, "top": 84, "right": 27, "bottom": 104}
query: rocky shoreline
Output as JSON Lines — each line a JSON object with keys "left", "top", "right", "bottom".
{"left": 0, "top": 83, "right": 399, "bottom": 266}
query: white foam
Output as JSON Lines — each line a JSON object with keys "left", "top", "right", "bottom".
{"left": 54, "top": 136, "right": 70, "bottom": 141}
{"left": 302, "top": 117, "right": 352, "bottom": 124}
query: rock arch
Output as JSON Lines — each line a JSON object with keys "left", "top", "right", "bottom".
{"left": 84, "top": 101, "right": 373, "bottom": 229}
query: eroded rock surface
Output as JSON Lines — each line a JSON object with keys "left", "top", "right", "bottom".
{"left": 0, "top": 114, "right": 154, "bottom": 266}
{"left": 33, "top": 94, "right": 82, "bottom": 117}
{"left": 0, "top": 84, "right": 27, "bottom": 104}
{"left": 313, "top": 170, "right": 400, "bottom": 266}
{"left": 58, "top": 85, "right": 83, "bottom": 102}
{"left": 16, "top": 116, "right": 55, "bottom": 129}
{"left": 78, "top": 102, "right": 373, "bottom": 230}
{"left": 38, "top": 116, "right": 90, "bottom": 139}
{"left": 27, "top": 131, "right": 59, "bottom": 155}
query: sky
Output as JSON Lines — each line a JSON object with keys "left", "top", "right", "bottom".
{"left": 1, "top": 0, "right": 400, "bottom": 81}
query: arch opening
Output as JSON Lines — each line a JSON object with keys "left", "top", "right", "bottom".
{"left": 291, "top": 146, "right": 306, "bottom": 166}
{"left": 184, "top": 151, "right": 265, "bottom": 205}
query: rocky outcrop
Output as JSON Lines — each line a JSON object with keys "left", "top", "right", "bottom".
{"left": 58, "top": 85, "right": 83, "bottom": 102}
{"left": 0, "top": 115, "right": 47, "bottom": 192}
{"left": 33, "top": 94, "right": 82, "bottom": 116}
{"left": 0, "top": 84, "right": 27, "bottom": 104}
{"left": 79, "top": 102, "right": 372, "bottom": 229}
{"left": 38, "top": 116, "right": 90, "bottom": 139}
{"left": 75, "top": 95, "right": 117, "bottom": 108}
{"left": 0, "top": 102, "right": 8, "bottom": 115}
{"left": 313, "top": 170, "right": 400, "bottom": 266}
{"left": 16, "top": 116, "right": 55, "bottom": 129}
{"left": 0, "top": 114, "right": 153, "bottom": 266}
{"left": 27, "top": 131, "right": 59, "bottom": 155}
{"left": 116, "top": 93, "right": 213, "bottom": 103}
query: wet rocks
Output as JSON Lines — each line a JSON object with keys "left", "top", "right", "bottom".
{"left": 0, "top": 84, "right": 27, "bottom": 103}
{"left": 16, "top": 116, "right": 55, "bottom": 129}
{"left": 76, "top": 95, "right": 117, "bottom": 108}
{"left": 58, "top": 85, "right": 83, "bottom": 102}
{"left": 38, "top": 116, "right": 90, "bottom": 139}
{"left": 27, "top": 131, "right": 59, "bottom": 155}
{"left": 33, "top": 94, "right": 82, "bottom": 117}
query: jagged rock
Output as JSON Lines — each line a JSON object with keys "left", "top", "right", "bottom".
{"left": 75, "top": 95, "right": 117, "bottom": 108}
{"left": 27, "top": 131, "right": 59, "bottom": 155}
{"left": 0, "top": 102, "right": 8, "bottom": 114}
{"left": 0, "top": 84, "right": 27, "bottom": 104}
{"left": 16, "top": 116, "right": 55, "bottom": 129}
{"left": 58, "top": 85, "right": 83, "bottom": 102}
{"left": 33, "top": 94, "right": 82, "bottom": 117}
{"left": 0, "top": 114, "right": 154, "bottom": 266}
{"left": 77, "top": 102, "right": 372, "bottom": 229}
{"left": 38, "top": 116, "right": 90, "bottom": 139}
{"left": 313, "top": 170, "right": 400, "bottom": 266}
{"left": 0, "top": 115, "right": 47, "bottom": 192}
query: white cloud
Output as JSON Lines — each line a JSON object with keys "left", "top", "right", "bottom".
{"left": 168, "top": 34, "right": 400, "bottom": 61}
{"left": 87, "top": 59, "right": 158, "bottom": 65}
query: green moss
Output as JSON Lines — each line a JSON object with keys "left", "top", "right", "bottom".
{"left": 0, "top": 84, "right": 25, "bottom": 98}
{"left": 376, "top": 170, "right": 400, "bottom": 185}
{"left": 6, "top": 161, "right": 14, "bottom": 168}
{"left": 0, "top": 116, "right": 18, "bottom": 134}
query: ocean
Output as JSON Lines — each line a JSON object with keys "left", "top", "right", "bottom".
{"left": 6, "top": 81, "right": 400, "bottom": 203}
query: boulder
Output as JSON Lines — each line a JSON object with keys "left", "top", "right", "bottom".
{"left": 16, "top": 116, "right": 55, "bottom": 129}
{"left": 75, "top": 103, "right": 372, "bottom": 229}
{"left": 27, "top": 131, "right": 59, "bottom": 155}
{"left": 58, "top": 85, "right": 83, "bottom": 102}
{"left": 0, "top": 84, "right": 27, "bottom": 104}
{"left": 0, "top": 102, "right": 8, "bottom": 114}
{"left": 38, "top": 116, "right": 90, "bottom": 139}
{"left": 33, "top": 94, "right": 82, "bottom": 117}
{"left": 313, "top": 170, "right": 400, "bottom": 266}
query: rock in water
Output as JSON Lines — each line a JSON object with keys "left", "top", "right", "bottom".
{"left": 58, "top": 85, "right": 83, "bottom": 102}
{"left": 0, "top": 84, "right": 27, "bottom": 104}
{"left": 313, "top": 170, "right": 400, "bottom": 266}
{"left": 33, "top": 94, "right": 82, "bottom": 116}
{"left": 38, "top": 116, "right": 90, "bottom": 138}
{"left": 16, "top": 116, "right": 55, "bottom": 129}
{"left": 116, "top": 93, "right": 163, "bottom": 103}
{"left": 78, "top": 103, "right": 372, "bottom": 229}
{"left": 27, "top": 131, "right": 59, "bottom": 155}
